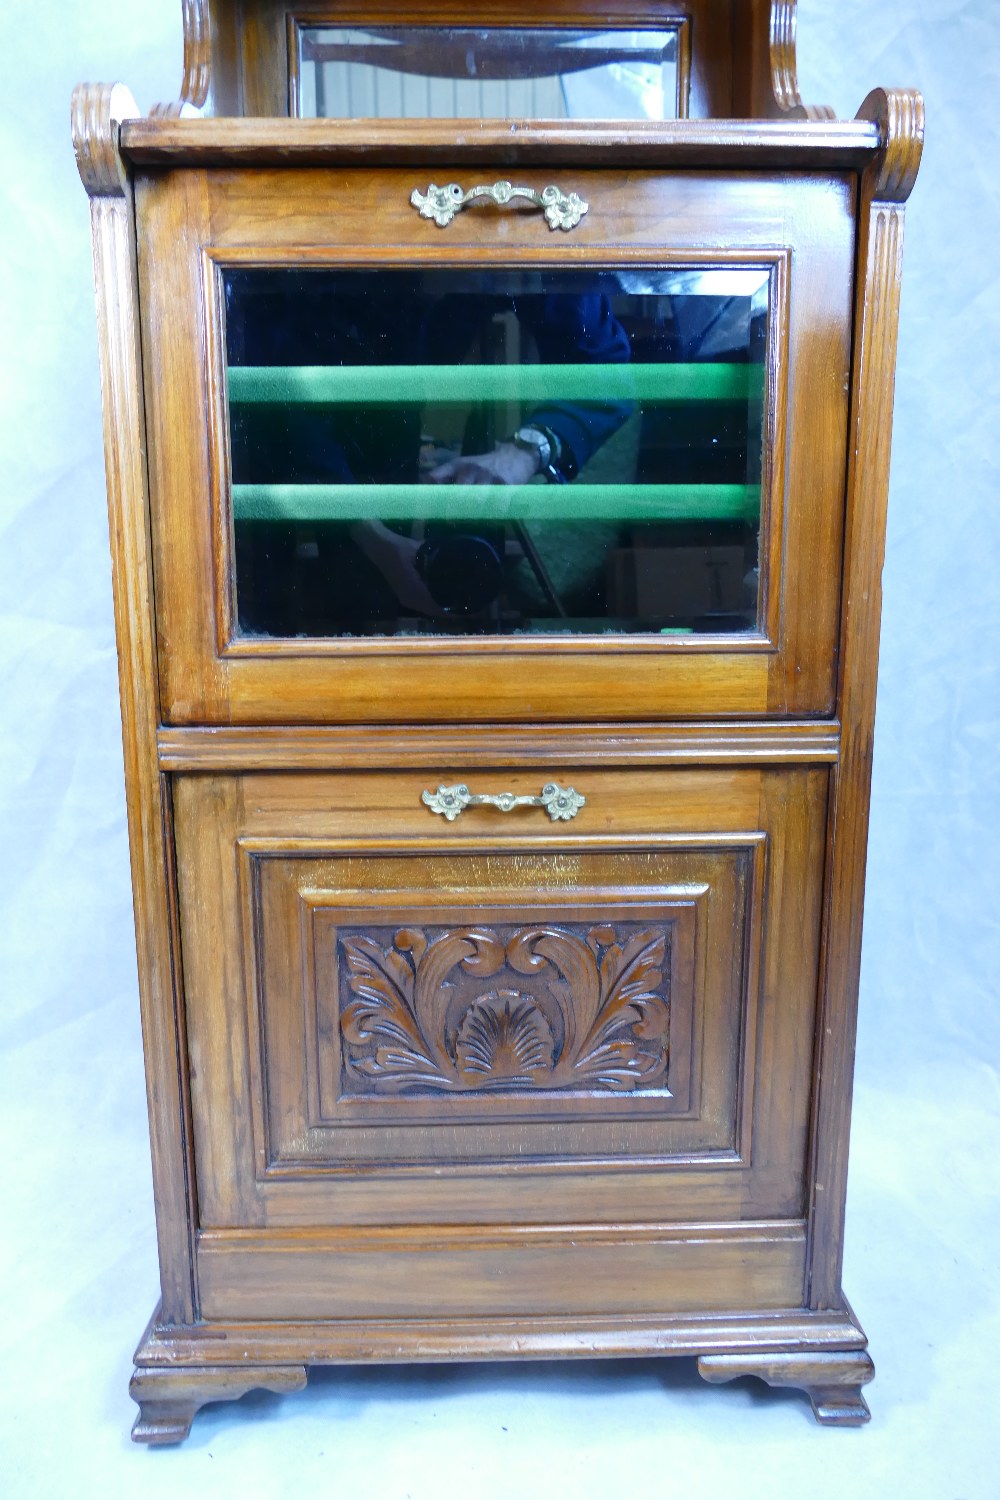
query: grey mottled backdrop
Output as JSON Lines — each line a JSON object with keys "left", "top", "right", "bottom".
{"left": 1, "top": 2, "right": 997, "bottom": 1494}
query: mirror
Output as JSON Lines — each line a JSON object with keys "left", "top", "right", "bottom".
{"left": 295, "top": 26, "right": 682, "bottom": 121}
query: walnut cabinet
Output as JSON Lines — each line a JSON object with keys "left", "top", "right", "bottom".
{"left": 74, "top": 0, "right": 923, "bottom": 1443}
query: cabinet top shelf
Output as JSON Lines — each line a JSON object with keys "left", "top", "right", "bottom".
{"left": 119, "top": 116, "right": 882, "bottom": 173}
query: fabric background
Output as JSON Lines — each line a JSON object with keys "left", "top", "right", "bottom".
{"left": 1, "top": 1, "right": 997, "bottom": 1494}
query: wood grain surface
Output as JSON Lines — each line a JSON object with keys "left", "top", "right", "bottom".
{"left": 75, "top": 0, "right": 923, "bottom": 1445}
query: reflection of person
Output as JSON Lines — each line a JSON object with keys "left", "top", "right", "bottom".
{"left": 231, "top": 278, "right": 632, "bottom": 483}
{"left": 424, "top": 290, "right": 632, "bottom": 487}
{"left": 228, "top": 274, "right": 632, "bottom": 621}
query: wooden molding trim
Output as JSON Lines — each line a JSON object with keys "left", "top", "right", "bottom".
{"left": 769, "top": 0, "right": 835, "bottom": 121}
{"left": 76, "top": 102, "right": 198, "bottom": 1320}
{"left": 118, "top": 114, "right": 882, "bottom": 172}
{"left": 805, "top": 111, "right": 922, "bottom": 1308}
{"left": 150, "top": 0, "right": 212, "bottom": 118}
{"left": 699, "top": 1349, "right": 875, "bottom": 1426}
{"left": 130, "top": 1364, "right": 307, "bottom": 1445}
{"left": 196, "top": 1220, "right": 805, "bottom": 1255}
{"left": 133, "top": 1303, "right": 868, "bottom": 1367}
{"left": 856, "top": 86, "right": 925, "bottom": 204}
{"left": 71, "top": 82, "right": 139, "bottom": 198}
{"left": 156, "top": 721, "right": 841, "bottom": 771}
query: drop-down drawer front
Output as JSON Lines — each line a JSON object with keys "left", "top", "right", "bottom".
{"left": 136, "top": 163, "right": 856, "bottom": 724}
{"left": 173, "top": 762, "right": 828, "bottom": 1321}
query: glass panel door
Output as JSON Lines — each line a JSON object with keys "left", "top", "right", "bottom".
{"left": 225, "top": 266, "right": 769, "bottom": 639}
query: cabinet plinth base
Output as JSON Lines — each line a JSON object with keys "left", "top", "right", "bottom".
{"left": 129, "top": 1365, "right": 308, "bottom": 1445}
{"left": 131, "top": 1303, "right": 872, "bottom": 1442}
{"left": 697, "top": 1349, "right": 875, "bottom": 1426}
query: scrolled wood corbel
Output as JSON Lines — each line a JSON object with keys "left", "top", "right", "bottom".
{"left": 71, "top": 81, "right": 139, "bottom": 198}
{"left": 150, "top": 0, "right": 212, "bottom": 118}
{"left": 856, "top": 87, "right": 926, "bottom": 204}
{"left": 769, "top": 0, "right": 835, "bottom": 121}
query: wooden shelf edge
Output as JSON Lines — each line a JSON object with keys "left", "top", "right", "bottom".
{"left": 119, "top": 115, "right": 882, "bottom": 172}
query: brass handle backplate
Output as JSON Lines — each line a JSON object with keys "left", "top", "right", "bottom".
{"left": 422, "top": 782, "right": 586, "bottom": 821}
{"left": 410, "top": 180, "right": 589, "bottom": 231}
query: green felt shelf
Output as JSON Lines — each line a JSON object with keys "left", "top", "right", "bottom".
{"left": 232, "top": 482, "right": 761, "bottom": 524}
{"left": 227, "top": 362, "right": 760, "bottom": 407}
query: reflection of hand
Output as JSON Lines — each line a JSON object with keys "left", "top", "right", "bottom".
{"left": 428, "top": 441, "right": 540, "bottom": 486}
{"left": 348, "top": 521, "right": 444, "bottom": 617}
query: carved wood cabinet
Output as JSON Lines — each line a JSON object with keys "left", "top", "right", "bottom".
{"left": 74, "top": 0, "right": 923, "bottom": 1443}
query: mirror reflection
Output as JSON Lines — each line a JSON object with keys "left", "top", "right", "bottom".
{"left": 296, "top": 27, "right": 681, "bottom": 121}
{"left": 224, "top": 267, "right": 769, "bottom": 639}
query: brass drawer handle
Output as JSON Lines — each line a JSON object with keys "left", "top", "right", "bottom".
{"left": 422, "top": 782, "right": 586, "bottom": 822}
{"left": 410, "top": 180, "right": 589, "bottom": 231}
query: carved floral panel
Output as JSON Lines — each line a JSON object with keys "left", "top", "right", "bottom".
{"left": 336, "top": 921, "right": 672, "bottom": 1096}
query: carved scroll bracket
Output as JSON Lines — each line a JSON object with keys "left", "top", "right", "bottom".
{"left": 769, "top": 0, "right": 835, "bottom": 122}
{"left": 856, "top": 87, "right": 926, "bottom": 205}
{"left": 72, "top": 82, "right": 139, "bottom": 198}
{"left": 130, "top": 1364, "right": 308, "bottom": 1445}
{"left": 151, "top": 0, "right": 212, "bottom": 118}
{"left": 699, "top": 1350, "right": 875, "bottom": 1426}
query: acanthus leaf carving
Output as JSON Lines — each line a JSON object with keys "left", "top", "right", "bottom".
{"left": 338, "top": 922, "right": 671, "bottom": 1096}
{"left": 339, "top": 934, "right": 439, "bottom": 1083}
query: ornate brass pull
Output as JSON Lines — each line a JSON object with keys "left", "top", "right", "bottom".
{"left": 410, "top": 180, "right": 589, "bottom": 231}
{"left": 422, "top": 782, "right": 586, "bottom": 822}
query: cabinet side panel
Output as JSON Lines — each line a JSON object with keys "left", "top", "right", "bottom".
{"left": 86, "top": 186, "right": 197, "bottom": 1322}
{"left": 807, "top": 184, "right": 915, "bottom": 1306}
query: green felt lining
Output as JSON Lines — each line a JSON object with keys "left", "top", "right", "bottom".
{"left": 226, "top": 362, "right": 761, "bottom": 406}
{"left": 232, "top": 482, "right": 761, "bottom": 524}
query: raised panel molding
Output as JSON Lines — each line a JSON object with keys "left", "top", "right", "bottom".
{"left": 174, "top": 767, "right": 824, "bottom": 1230}
{"left": 303, "top": 887, "right": 707, "bottom": 1147}
{"left": 302, "top": 881, "right": 712, "bottom": 1149}
{"left": 224, "top": 831, "right": 769, "bottom": 1178}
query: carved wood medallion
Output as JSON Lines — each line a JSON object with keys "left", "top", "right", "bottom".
{"left": 337, "top": 922, "right": 671, "bottom": 1095}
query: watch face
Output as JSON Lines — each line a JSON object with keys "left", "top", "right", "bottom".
{"left": 515, "top": 427, "right": 550, "bottom": 463}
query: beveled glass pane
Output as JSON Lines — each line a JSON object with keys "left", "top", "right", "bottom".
{"left": 296, "top": 27, "right": 680, "bottom": 120}
{"left": 224, "top": 267, "right": 769, "bottom": 638}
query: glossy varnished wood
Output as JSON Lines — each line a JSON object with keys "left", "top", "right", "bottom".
{"left": 72, "top": 83, "right": 198, "bottom": 1324}
{"left": 76, "top": 0, "right": 923, "bottom": 1445}
{"left": 136, "top": 161, "right": 854, "bottom": 724}
{"left": 156, "top": 719, "right": 841, "bottom": 770}
{"left": 150, "top": 0, "right": 212, "bottom": 117}
{"left": 195, "top": 1222, "right": 809, "bottom": 1321}
{"left": 130, "top": 1363, "right": 307, "bottom": 1444}
{"left": 133, "top": 1301, "right": 868, "bottom": 1366}
{"left": 120, "top": 114, "right": 881, "bottom": 171}
{"left": 186, "top": 0, "right": 831, "bottom": 123}
{"left": 172, "top": 765, "right": 825, "bottom": 1242}
{"left": 698, "top": 1348, "right": 875, "bottom": 1426}
{"left": 805, "top": 87, "right": 925, "bottom": 1309}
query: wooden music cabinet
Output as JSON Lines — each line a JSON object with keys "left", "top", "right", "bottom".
{"left": 74, "top": 0, "right": 923, "bottom": 1443}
